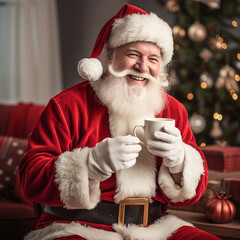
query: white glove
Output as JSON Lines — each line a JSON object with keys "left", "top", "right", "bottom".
{"left": 88, "top": 135, "right": 141, "bottom": 180}
{"left": 147, "top": 126, "right": 184, "bottom": 173}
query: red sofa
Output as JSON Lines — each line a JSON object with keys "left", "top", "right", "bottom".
{"left": 0, "top": 103, "right": 45, "bottom": 239}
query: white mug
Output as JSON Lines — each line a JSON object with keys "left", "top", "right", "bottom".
{"left": 133, "top": 118, "right": 175, "bottom": 145}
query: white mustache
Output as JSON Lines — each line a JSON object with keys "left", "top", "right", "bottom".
{"left": 108, "top": 64, "right": 163, "bottom": 85}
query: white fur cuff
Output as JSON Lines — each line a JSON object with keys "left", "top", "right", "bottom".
{"left": 158, "top": 143, "right": 205, "bottom": 202}
{"left": 55, "top": 147, "right": 101, "bottom": 209}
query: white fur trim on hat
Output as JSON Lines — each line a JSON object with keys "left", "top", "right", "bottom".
{"left": 77, "top": 58, "right": 103, "bottom": 81}
{"left": 109, "top": 13, "right": 174, "bottom": 65}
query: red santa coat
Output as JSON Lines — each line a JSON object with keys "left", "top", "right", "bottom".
{"left": 19, "top": 81, "right": 208, "bottom": 240}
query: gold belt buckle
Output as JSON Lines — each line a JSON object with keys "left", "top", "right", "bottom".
{"left": 118, "top": 197, "right": 149, "bottom": 227}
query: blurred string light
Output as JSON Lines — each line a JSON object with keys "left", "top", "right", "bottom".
{"left": 187, "top": 93, "right": 194, "bottom": 100}
{"left": 232, "top": 20, "right": 238, "bottom": 27}
{"left": 174, "top": 44, "right": 180, "bottom": 50}
{"left": 217, "top": 36, "right": 223, "bottom": 43}
{"left": 200, "top": 142, "right": 206, "bottom": 147}
{"left": 221, "top": 43, "right": 227, "bottom": 49}
{"left": 237, "top": 53, "right": 240, "bottom": 60}
{"left": 235, "top": 74, "right": 240, "bottom": 81}
{"left": 213, "top": 112, "right": 223, "bottom": 121}
{"left": 201, "top": 82, "right": 207, "bottom": 89}
{"left": 230, "top": 89, "right": 238, "bottom": 100}
{"left": 232, "top": 93, "right": 238, "bottom": 100}
{"left": 216, "top": 35, "right": 228, "bottom": 49}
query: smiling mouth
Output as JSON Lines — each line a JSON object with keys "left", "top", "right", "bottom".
{"left": 129, "top": 75, "right": 146, "bottom": 81}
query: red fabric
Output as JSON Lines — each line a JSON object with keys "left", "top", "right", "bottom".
{"left": 14, "top": 172, "right": 32, "bottom": 204}
{"left": 201, "top": 145, "right": 240, "bottom": 172}
{"left": 0, "top": 201, "right": 35, "bottom": 219}
{"left": 169, "top": 226, "right": 221, "bottom": 240}
{"left": 7, "top": 103, "right": 45, "bottom": 138}
{"left": 19, "top": 81, "right": 208, "bottom": 235}
{"left": 0, "top": 214, "right": 38, "bottom": 240}
{"left": 0, "top": 103, "right": 45, "bottom": 239}
{"left": 0, "top": 104, "right": 15, "bottom": 135}
{"left": 91, "top": 4, "right": 148, "bottom": 58}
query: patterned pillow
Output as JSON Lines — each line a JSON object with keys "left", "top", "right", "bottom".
{"left": 0, "top": 136, "right": 28, "bottom": 201}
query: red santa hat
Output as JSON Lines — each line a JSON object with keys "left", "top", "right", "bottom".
{"left": 78, "top": 4, "right": 174, "bottom": 81}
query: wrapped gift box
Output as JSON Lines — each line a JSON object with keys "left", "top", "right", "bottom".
{"left": 201, "top": 145, "right": 240, "bottom": 172}
{"left": 221, "top": 176, "right": 240, "bottom": 202}
{"left": 221, "top": 176, "right": 240, "bottom": 219}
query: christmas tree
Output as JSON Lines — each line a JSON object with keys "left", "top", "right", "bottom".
{"left": 158, "top": 0, "right": 240, "bottom": 146}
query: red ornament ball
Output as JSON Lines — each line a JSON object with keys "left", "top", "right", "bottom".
{"left": 205, "top": 192, "right": 236, "bottom": 223}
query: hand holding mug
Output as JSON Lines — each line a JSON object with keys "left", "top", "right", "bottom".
{"left": 133, "top": 118, "right": 184, "bottom": 173}
{"left": 88, "top": 135, "right": 141, "bottom": 180}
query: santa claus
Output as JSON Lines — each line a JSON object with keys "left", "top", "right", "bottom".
{"left": 19, "top": 4, "right": 221, "bottom": 240}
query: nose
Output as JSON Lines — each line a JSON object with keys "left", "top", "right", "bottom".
{"left": 134, "top": 57, "right": 148, "bottom": 73}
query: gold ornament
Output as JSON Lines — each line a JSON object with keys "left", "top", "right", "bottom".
{"left": 166, "top": 0, "right": 180, "bottom": 12}
{"left": 215, "top": 65, "right": 239, "bottom": 92}
{"left": 200, "top": 48, "right": 213, "bottom": 63}
{"left": 188, "top": 21, "right": 207, "bottom": 42}
{"left": 172, "top": 26, "right": 186, "bottom": 41}
{"left": 189, "top": 113, "right": 206, "bottom": 134}
{"left": 200, "top": 72, "right": 214, "bottom": 88}
{"left": 208, "top": 38, "right": 222, "bottom": 52}
{"left": 210, "top": 120, "right": 223, "bottom": 139}
{"left": 194, "top": 0, "right": 221, "bottom": 9}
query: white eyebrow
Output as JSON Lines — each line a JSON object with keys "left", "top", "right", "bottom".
{"left": 126, "top": 48, "right": 161, "bottom": 58}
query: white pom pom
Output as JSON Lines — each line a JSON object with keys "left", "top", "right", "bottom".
{"left": 77, "top": 58, "right": 103, "bottom": 81}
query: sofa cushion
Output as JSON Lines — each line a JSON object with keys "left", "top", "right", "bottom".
{"left": 0, "top": 136, "right": 28, "bottom": 201}
{"left": 0, "top": 201, "right": 37, "bottom": 240}
{"left": 7, "top": 103, "right": 45, "bottom": 138}
{"left": 0, "top": 104, "right": 15, "bottom": 136}
{"left": 0, "top": 201, "right": 35, "bottom": 219}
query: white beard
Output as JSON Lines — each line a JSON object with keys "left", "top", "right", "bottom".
{"left": 90, "top": 65, "right": 167, "bottom": 137}
{"left": 91, "top": 65, "right": 168, "bottom": 201}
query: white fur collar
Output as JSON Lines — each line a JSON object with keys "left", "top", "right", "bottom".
{"left": 109, "top": 111, "right": 157, "bottom": 203}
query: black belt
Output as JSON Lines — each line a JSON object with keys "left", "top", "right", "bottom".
{"left": 44, "top": 199, "right": 164, "bottom": 226}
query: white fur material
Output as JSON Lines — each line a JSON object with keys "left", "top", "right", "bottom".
{"left": 114, "top": 214, "right": 193, "bottom": 240}
{"left": 24, "top": 221, "right": 122, "bottom": 240}
{"left": 158, "top": 143, "right": 205, "bottom": 202}
{"left": 109, "top": 13, "right": 173, "bottom": 66}
{"left": 77, "top": 58, "right": 103, "bottom": 81}
{"left": 55, "top": 147, "right": 101, "bottom": 209}
{"left": 108, "top": 111, "right": 158, "bottom": 203}
{"left": 115, "top": 146, "right": 157, "bottom": 203}
{"left": 24, "top": 214, "right": 193, "bottom": 240}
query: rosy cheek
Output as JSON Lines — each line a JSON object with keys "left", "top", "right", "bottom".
{"left": 152, "top": 65, "right": 160, "bottom": 77}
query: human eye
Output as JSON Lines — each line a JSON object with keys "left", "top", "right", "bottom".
{"left": 149, "top": 56, "right": 160, "bottom": 63}
{"left": 127, "top": 51, "right": 139, "bottom": 58}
